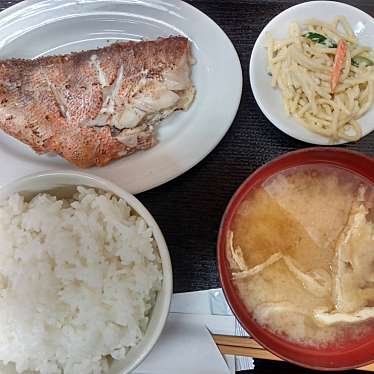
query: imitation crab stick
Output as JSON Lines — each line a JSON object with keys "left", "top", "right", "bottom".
{"left": 331, "top": 39, "right": 347, "bottom": 93}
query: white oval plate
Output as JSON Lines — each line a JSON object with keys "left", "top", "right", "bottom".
{"left": 0, "top": 0, "right": 242, "bottom": 193}
{"left": 250, "top": 1, "right": 374, "bottom": 145}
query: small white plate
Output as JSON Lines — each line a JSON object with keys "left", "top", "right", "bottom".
{"left": 250, "top": 1, "right": 374, "bottom": 145}
{"left": 0, "top": 0, "right": 242, "bottom": 193}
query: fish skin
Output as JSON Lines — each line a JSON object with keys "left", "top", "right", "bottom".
{"left": 0, "top": 36, "right": 194, "bottom": 168}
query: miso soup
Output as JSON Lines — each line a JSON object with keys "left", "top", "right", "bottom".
{"left": 228, "top": 165, "right": 374, "bottom": 347}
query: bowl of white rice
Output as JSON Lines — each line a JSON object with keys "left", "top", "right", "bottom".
{"left": 0, "top": 171, "right": 172, "bottom": 374}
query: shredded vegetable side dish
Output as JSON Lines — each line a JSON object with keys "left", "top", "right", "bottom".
{"left": 266, "top": 16, "right": 374, "bottom": 142}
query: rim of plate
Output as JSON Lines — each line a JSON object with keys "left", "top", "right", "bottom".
{"left": 249, "top": 0, "right": 374, "bottom": 145}
{"left": 0, "top": 0, "right": 243, "bottom": 194}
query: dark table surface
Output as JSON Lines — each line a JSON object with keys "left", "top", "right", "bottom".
{"left": 0, "top": 0, "right": 373, "bottom": 373}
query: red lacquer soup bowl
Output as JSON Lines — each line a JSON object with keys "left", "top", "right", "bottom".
{"left": 217, "top": 147, "right": 374, "bottom": 370}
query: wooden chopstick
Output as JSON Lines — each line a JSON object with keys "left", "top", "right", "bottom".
{"left": 362, "top": 366, "right": 374, "bottom": 372}
{"left": 212, "top": 335, "right": 374, "bottom": 372}
{"left": 213, "top": 335, "right": 263, "bottom": 349}
{"left": 217, "top": 344, "right": 282, "bottom": 361}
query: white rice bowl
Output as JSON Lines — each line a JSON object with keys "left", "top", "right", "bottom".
{"left": 0, "top": 185, "right": 163, "bottom": 374}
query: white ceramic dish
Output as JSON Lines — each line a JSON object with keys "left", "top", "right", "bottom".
{"left": 250, "top": 1, "right": 374, "bottom": 145}
{"left": 0, "top": 171, "right": 173, "bottom": 374}
{"left": 0, "top": 0, "right": 242, "bottom": 193}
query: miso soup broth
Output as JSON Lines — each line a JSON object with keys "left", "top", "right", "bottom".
{"left": 228, "top": 165, "right": 374, "bottom": 347}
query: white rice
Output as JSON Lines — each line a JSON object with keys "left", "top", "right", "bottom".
{"left": 0, "top": 187, "right": 162, "bottom": 374}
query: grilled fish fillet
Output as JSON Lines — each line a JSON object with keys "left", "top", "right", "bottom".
{"left": 0, "top": 36, "right": 195, "bottom": 167}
